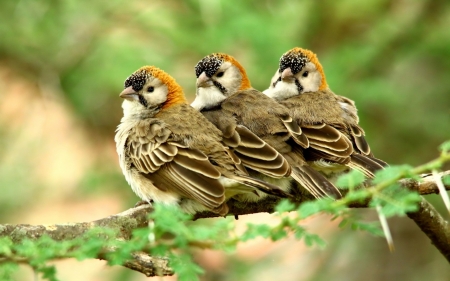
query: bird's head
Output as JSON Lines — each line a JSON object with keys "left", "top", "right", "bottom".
{"left": 264, "top": 47, "right": 328, "bottom": 100}
{"left": 191, "top": 53, "right": 251, "bottom": 110}
{"left": 120, "top": 66, "right": 186, "bottom": 117}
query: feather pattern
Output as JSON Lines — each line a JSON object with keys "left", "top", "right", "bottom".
{"left": 200, "top": 88, "right": 341, "bottom": 199}
{"left": 125, "top": 117, "right": 226, "bottom": 209}
{"left": 279, "top": 90, "right": 387, "bottom": 177}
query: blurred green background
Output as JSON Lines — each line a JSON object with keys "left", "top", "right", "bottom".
{"left": 0, "top": 0, "right": 449, "bottom": 280}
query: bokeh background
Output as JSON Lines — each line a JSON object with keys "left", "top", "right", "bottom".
{"left": 1, "top": 0, "right": 449, "bottom": 280}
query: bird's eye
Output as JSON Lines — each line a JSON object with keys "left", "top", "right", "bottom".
{"left": 216, "top": 72, "right": 224, "bottom": 78}
{"left": 147, "top": 86, "right": 154, "bottom": 93}
{"left": 302, "top": 71, "right": 309, "bottom": 77}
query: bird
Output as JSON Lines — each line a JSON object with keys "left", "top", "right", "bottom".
{"left": 191, "top": 53, "right": 342, "bottom": 200}
{"left": 115, "top": 65, "right": 289, "bottom": 216}
{"left": 263, "top": 48, "right": 394, "bottom": 251}
{"left": 263, "top": 47, "right": 387, "bottom": 179}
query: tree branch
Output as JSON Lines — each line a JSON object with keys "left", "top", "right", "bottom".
{"left": 406, "top": 198, "right": 450, "bottom": 261}
{"left": 0, "top": 172, "right": 449, "bottom": 276}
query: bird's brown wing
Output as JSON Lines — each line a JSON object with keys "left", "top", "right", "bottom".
{"left": 301, "top": 123, "right": 353, "bottom": 163}
{"left": 221, "top": 89, "right": 309, "bottom": 148}
{"left": 127, "top": 119, "right": 225, "bottom": 210}
{"left": 220, "top": 89, "right": 341, "bottom": 199}
{"left": 201, "top": 108, "right": 291, "bottom": 178}
{"left": 348, "top": 125, "right": 372, "bottom": 156}
{"left": 233, "top": 125, "right": 291, "bottom": 178}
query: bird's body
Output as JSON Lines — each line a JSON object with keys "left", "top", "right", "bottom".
{"left": 264, "top": 47, "right": 386, "bottom": 179}
{"left": 192, "top": 53, "right": 342, "bottom": 199}
{"left": 116, "top": 66, "right": 287, "bottom": 216}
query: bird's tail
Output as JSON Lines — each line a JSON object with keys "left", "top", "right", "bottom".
{"left": 226, "top": 174, "right": 293, "bottom": 199}
{"left": 290, "top": 165, "right": 342, "bottom": 199}
{"left": 347, "top": 154, "right": 387, "bottom": 178}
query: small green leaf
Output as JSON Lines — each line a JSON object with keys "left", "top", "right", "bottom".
{"left": 350, "top": 221, "right": 384, "bottom": 237}
{"left": 439, "top": 140, "right": 450, "bottom": 153}
{"left": 344, "top": 189, "right": 371, "bottom": 202}
{"left": 338, "top": 218, "right": 349, "bottom": 228}
{"left": 443, "top": 175, "right": 450, "bottom": 186}
{"left": 372, "top": 165, "right": 413, "bottom": 184}
{"left": 241, "top": 224, "right": 271, "bottom": 241}
{"left": 303, "top": 233, "right": 326, "bottom": 248}
{"left": 275, "top": 199, "right": 296, "bottom": 213}
{"left": 0, "top": 262, "right": 19, "bottom": 281}
{"left": 297, "top": 201, "right": 323, "bottom": 218}
{"left": 370, "top": 185, "right": 420, "bottom": 217}
{"left": 169, "top": 253, "right": 204, "bottom": 281}
{"left": 293, "top": 225, "right": 306, "bottom": 240}
{"left": 0, "top": 237, "right": 13, "bottom": 255}
{"left": 150, "top": 244, "right": 171, "bottom": 257}
{"left": 336, "top": 170, "right": 366, "bottom": 189}
{"left": 39, "top": 265, "right": 59, "bottom": 281}
{"left": 271, "top": 229, "right": 287, "bottom": 241}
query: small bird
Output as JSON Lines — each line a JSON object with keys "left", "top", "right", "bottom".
{"left": 264, "top": 48, "right": 393, "bottom": 250}
{"left": 192, "top": 53, "right": 342, "bottom": 199}
{"left": 264, "top": 47, "right": 387, "bottom": 179}
{"left": 115, "top": 66, "right": 288, "bottom": 216}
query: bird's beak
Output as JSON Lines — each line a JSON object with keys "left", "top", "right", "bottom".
{"left": 281, "top": 67, "right": 294, "bottom": 81}
{"left": 196, "top": 72, "right": 212, "bottom": 87}
{"left": 120, "top": 86, "right": 139, "bottom": 101}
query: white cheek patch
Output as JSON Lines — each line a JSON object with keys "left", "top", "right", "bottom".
{"left": 191, "top": 87, "right": 226, "bottom": 110}
{"left": 147, "top": 90, "right": 167, "bottom": 106}
{"left": 300, "top": 71, "right": 321, "bottom": 92}
{"left": 263, "top": 80, "right": 298, "bottom": 100}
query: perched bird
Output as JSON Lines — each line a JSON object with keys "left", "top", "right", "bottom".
{"left": 191, "top": 53, "right": 342, "bottom": 199}
{"left": 264, "top": 47, "right": 387, "bottom": 179}
{"left": 115, "top": 66, "right": 288, "bottom": 216}
{"left": 264, "top": 48, "right": 393, "bottom": 250}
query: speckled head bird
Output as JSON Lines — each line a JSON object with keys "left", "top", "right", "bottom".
{"left": 115, "top": 66, "right": 289, "bottom": 216}
{"left": 264, "top": 47, "right": 387, "bottom": 179}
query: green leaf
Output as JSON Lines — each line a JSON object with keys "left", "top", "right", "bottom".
{"left": 336, "top": 170, "right": 366, "bottom": 189}
{"left": 344, "top": 189, "right": 371, "bottom": 202}
{"left": 14, "top": 239, "right": 39, "bottom": 260}
{"left": 149, "top": 204, "right": 192, "bottom": 238}
{"left": 271, "top": 229, "right": 287, "bottom": 241}
{"left": 169, "top": 253, "right": 204, "bottom": 281}
{"left": 275, "top": 199, "right": 296, "bottom": 213}
{"left": 0, "top": 237, "right": 13, "bottom": 256}
{"left": 0, "top": 262, "right": 18, "bottom": 281}
{"left": 298, "top": 199, "right": 345, "bottom": 218}
{"left": 241, "top": 223, "right": 272, "bottom": 241}
{"left": 370, "top": 185, "right": 420, "bottom": 217}
{"left": 150, "top": 244, "right": 171, "bottom": 257}
{"left": 442, "top": 175, "right": 450, "bottom": 186}
{"left": 338, "top": 218, "right": 349, "bottom": 228}
{"left": 39, "top": 265, "right": 59, "bottom": 281}
{"left": 439, "top": 140, "right": 450, "bottom": 152}
{"left": 73, "top": 229, "right": 117, "bottom": 261}
{"left": 297, "top": 201, "right": 324, "bottom": 218}
{"left": 372, "top": 165, "right": 414, "bottom": 184}
{"left": 350, "top": 221, "right": 384, "bottom": 237}
{"left": 303, "top": 233, "right": 326, "bottom": 248}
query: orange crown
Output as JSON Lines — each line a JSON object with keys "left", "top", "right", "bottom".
{"left": 137, "top": 66, "right": 187, "bottom": 109}
{"left": 212, "top": 53, "right": 252, "bottom": 90}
